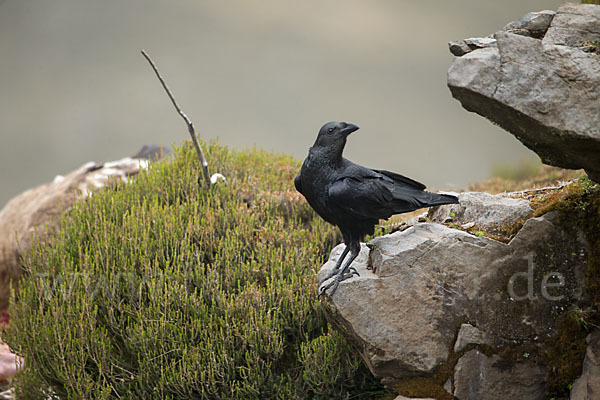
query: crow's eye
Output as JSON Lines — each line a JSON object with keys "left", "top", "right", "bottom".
{"left": 328, "top": 128, "right": 334, "bottom": 133}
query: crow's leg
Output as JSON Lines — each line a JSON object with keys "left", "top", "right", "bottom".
{"left": 318, "top": 244, "right": 360, "bottom": 298}
{"left": 318, "top": 245, "right": 350, "bottom": 287}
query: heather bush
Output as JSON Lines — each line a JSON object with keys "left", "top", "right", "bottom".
{"left": 6, "top": 142, "right": 384, "bottom": 399}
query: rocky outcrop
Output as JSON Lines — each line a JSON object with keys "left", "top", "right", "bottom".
{"left": 319, "top": 190, "right": 590, "bottom": 399}
{"left": 0, "top": 152, "right": 158, "bottom": 310}
{"left": 447, "top": 3, "right": 600, "bottom": 183}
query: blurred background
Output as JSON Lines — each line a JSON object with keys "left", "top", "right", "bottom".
{"left": 0, "top": 0, "right": 564, "bottom": 208}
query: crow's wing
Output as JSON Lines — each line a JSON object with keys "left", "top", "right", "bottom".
{"left": 328, "top": 178, "right": 417, "bottom": 221}
{"left": 328, "top": 167, "right": 449, "bottom": 220}
{"left": 294, "top": 174, "right": 303, "bottom": 195}
{"left": 373, "top": 169, "right": 426, "bottom": 191}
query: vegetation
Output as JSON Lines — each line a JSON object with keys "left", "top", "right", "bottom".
{"left": 469, "top": 163, "right": 585, "bottom": 195}
{"left": 6, "top": 142, "right": 384, "bottom": 399}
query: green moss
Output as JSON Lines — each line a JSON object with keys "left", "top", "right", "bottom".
{"left": 6, "top": 141, "right": 385, "bottom": 399}
{"left": 544, "top": 313, "right": 588, "bottom": 398}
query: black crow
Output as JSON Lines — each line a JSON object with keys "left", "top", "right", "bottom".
{"left": 294, "top": 121, "right": 459, "bottom": 297}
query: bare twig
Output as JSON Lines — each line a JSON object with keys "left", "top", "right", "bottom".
{"left": 141, "top": 49, "right": 227, "bottom": 186}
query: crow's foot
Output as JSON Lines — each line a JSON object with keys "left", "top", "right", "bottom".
{"left": 317, "top": 245, "right": 359, "bottom": 299}
{"left": 318, "top": 267, "right": 340, "bottom": 287}
{"left": 317, "top": 268, "right": 358, "bottom": 298}
{"left": 317, "top": 246, "right": 351, "bottom": 287}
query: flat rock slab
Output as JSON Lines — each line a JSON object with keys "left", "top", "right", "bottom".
{"left": 428, "top": 191, "right": 532, "bottom": 228}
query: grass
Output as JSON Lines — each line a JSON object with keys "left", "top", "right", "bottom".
{"left": 5, "top": 141, "right": 385, "bottom": 399}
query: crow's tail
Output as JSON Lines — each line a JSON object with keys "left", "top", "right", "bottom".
{"left": 425, "top": 192, "right": 459, "bottom": 207}
{"left": 389, "top": 188, "right": 459, "bottom": 214}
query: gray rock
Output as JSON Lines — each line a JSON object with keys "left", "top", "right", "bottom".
{"left": 464, "top": 37, "right": 497, "bottom": 49}
{"left": 449, "top": 41, "right": 472, "bottom": 57}
{"left": 321, "top": 211, "right": 588, "bottom": 384}
{"left": 450, "top": 9, "right": 554, "bottom": 58}
{"left": 428, "top": 191, "right": 532, "bottom": 228}
{"left": 544, "top": 3, "right": 600, "bottom": 47}
{"left": 571, "top": 329, "right": 600, "bottom": 400}
{"left": 448, "top": 30, "right": 600, "bottom": 182}
{"left": 503, "top": 10, "right": 555, "bottom": 38}
{"left": 448, "top": 37, "right": 497, "bottom": 56}
{"left": 394, "top": 396, "right": 435, "bottom": 400}
{"left": 443, "top": 378, "right": 452, "bottom": 395}
{"left": 454, "top": 323, "right": 493, "bottom": 353}
{"left": 453, "top": 350, "right": 547, "bottom": 400}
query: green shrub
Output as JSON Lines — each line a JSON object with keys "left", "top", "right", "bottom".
{"left": 6, "top": 142, "right": 384, "bottom": 399}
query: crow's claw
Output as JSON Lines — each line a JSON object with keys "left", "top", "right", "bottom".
{"left": 318, "top": 270, "right": 337, "bottom": 287}
{"left": 318, "top": 268, "right": 359, "bottom": 299}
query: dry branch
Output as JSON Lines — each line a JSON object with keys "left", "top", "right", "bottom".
{"left": 141, "top": 49, "right": 226, "bottom": 186}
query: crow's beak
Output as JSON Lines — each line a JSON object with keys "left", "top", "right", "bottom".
{"left": 340, "top": 123, "right": 359, "bottom": 136}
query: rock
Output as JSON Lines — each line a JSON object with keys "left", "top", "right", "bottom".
{"left": 131, "top": 144, "right": 170, "bottom": 160}
{"left": 448, "top": 41, "right": 472, "bottom": 57}
{"left": 447, "top": 4, "right": 600, "bottom": 183}
{"left": 0, "top": 154, "right": 150, "bottom": 310}
{"left": 394, "top": 396, "right": 435, "bottom": 400}
{"left": 448, "top": 37, "right": 497, "bottom": 56}
{"left": 503, "top": 10, "right": 555, "bottom": 38}
{"left": 544, "top": 3, "right": 600, "bottom": 47}
{"left": 320, "top": 210, "right": 588, "bottom": 385}
{"left": 453, "top": 350, "right": 547, "bottom": 400}
{"left": 428, "top": 191, "right": 532, "bottom": 228}
{"left": 571, "top": 329, "right": 600, "bottom": 400}
{"left": 449, "top": 8, "right": 555, "bottom": 57}
{"left": 454, "top": 324, "right": 493, "bottom": 353}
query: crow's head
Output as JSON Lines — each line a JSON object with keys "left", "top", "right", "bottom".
{"left": 313, "top": 121, "right": 359, "bottom": 149}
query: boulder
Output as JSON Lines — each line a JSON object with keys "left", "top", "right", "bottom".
{"left": 571, "top": 329, "right": 600, "bottom": 400}
{"left": 0, "top": 155, "right": 151, "bottom": 310}
{"left": 319, "top": 209, "right": 588, "bottom": 390}
{"left": 453, "top": 350, "right": 547, "bottom": 400}
{"left": 447, "top": 3, "right": 600, "bottom": 182}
